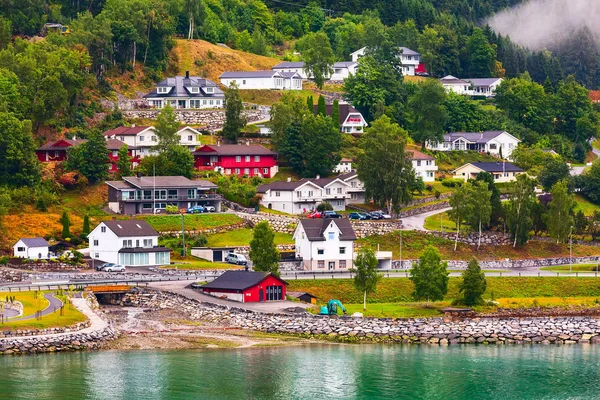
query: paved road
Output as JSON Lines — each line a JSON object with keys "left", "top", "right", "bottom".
{"left": 401, "top": 207, "right": 451, "bottom": 231}
{"left": 9, "top": 293, "right": 63, "bottom": 321}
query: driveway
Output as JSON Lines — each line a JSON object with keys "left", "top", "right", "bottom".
{"left": 401, "top": 207, "right": 451, "bottom": 231}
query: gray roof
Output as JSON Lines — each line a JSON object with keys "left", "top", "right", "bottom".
{"left": 337, "top": 171, "right": 358, "bottom": 181}
{"left": 399, "top": 47, "right": 419, "bottom": 56}
{"left": 101, "top": 220, "right": 158, "bottom": 237}
{"left": 119, "top": 176, "right": 217, "bottom": 190}
{"left": 280, "top": 71, "right": 301, "bottom": 78}
{"left": 468, "top": 162, "right": 523, "bottom": 173}
{"left": 299, "top": 219, "right": 357, "bottom": 242}
{"left": 17, "top": 237, "right": 49, "bottom": 248}
{"left": 145, "top": 75, "right": 224, "bottom": 99}
{"left": 444, "top": 131, "right": 508, "bottom": 144}
{"left": 333, "top": 61, "right": 357, "bottom": 68}
{"left": 466, "top": 78, "right": 502, "bottom": 87}
{"left": 257, "top": 180, "right": 306, "bottom": 193}
{"left": 220, "top": 70, "right": 278, "bottom": 79}
{"left": 201, "top": 271, "right": 287, "bottom": 291}
{"left": 272, "top": 61, "right": 304, "bottom": 69}
{"left": 440, "top": 75, "right": 469, "bottom": 85}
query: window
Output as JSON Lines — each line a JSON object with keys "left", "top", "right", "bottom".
{"left": 112, "top": 150, "right": 118, "bottom": 157}
{"left": 235, "top": 168, "right": 240, "bottom": 174}
{"left": 190, "top": 100, "right": 201, "bottom": 108}
{"left": 416, "top": 160, "right": 421, "bottom": 166}
{"left": 205, "top": 87, "right": 214, "bottom": 93}
{"left": 122, "top": 239, "right": 133, "bottom": 248}
{"left": 17, "top": 247, "right": 25, "bottom": 252}
{"left": 143, "top": 239, "right": 153, "bottom": 247}
{"left": 339, "top": 260, "right": 347, "bottom": 268}
{"left": 157, "top": 87, "right": 169, "bottom": 94}
{"left": 308, "top": 191, "right": 313, "bottom": 197}
{"left": 339, "top": 247, "right": 346, "bottom": 255}
{"left": 155, "top": 252, "right": 170, "bottom": 265}
{"left": 427, "top": 172, "right": 434, "bottom": 178}
{"left": 209, "top": 99, "right": 214, "bottom": 105}
{"left": 489, "top": 144, "right": 497, "bottom": 150}
{"left": 254, "top": 155, "right": 260, "bottom": 162}
{"left": 188, "top": 135, "right": 193, "bottom": 141}
{"left": 504, "top": 172, "right": 509, "bottom": 177}
{"left": 189, "top": 87, "right": 199, "bottom": 93}
{"left": 326, "top": 188, "right": 331, "bottom": 195}
{"left": 509, "top": 143, "right": 514, "bottom": 148}
{"left": 328, "top": 232, "right": 335, "bottom": 240}
{"left": 168, "top": 189, "right": 178, "bottom": 199}
{"left": 351, "top": 193, "right": 357, "bottom": 199}
{"left": 426, "top": 160, "right": 432, "bottom": 166}
{"left": 254, "top": 168, "right": 259, "bottom": 174}
{"left": 275, "top": 191, "right": 280, "bottom": 197}
{"left": 101, "top": 226, "right": 106, "bottom": 233}
{"left": 236, "top": 156, "right": 241, "bottom": 162}
{"left": 263, "top": 168, "right": 269, "bottom": 175}
{"left": 245, "top": 156, "right": 251, "bottom": 162}
{"left": 337, "top": 188, "right": 342, "bottom": 194}
{"left": 296, "top": 191, "right": 301, "bottom": 198}
{"left": 139, "top": 136, "right": 144, "bottom": 142}
{"left": 266, "top": 285, "right": 283, "bottom": 301}
{"left": 243, "top": 80, "right": 246, "bottom": 85}
{"left": 318, "top": 260, "right": 325, "bottom": 268}
{"left": 151, "top": 136, "right": 157, "bottom": 142}
{"left": 244, "top": 168, "right": 250, "bottom": 175}
{"left": 143, "top": 203, "right": 152, "bottom": 210}
{"left": 317, "top": 249, "right": 324, "bottom": 255}
{"left": 93, "top": 240, "right": 99, "bottom": 246}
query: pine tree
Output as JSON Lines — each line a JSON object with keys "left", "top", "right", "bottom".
{"left": 82, "top": 214, "right": 90, "bottom": 236}
{"left": 60, "top": 211, "right": 71, "bottom": 239}
{"left": 116, "top": 144, "right": 132, "bottom": 178}
{"left": 459, "top": 258, "right": 487, "bottom": 306}
{"left": 331, "top": 99, "right": 340, "bottom": 131}
{"left": 317, "top": 95, "right": 326, "bottom": 116}
{"left": 222, "top": 82, "right": 246, "bottom": 144}
{"left": 352, "top": 248, "right": 382, "bottom": 311}
{"left": 249, "top": 221, "right": 280, "bottom": 276}
{"left": 306, "top": 95, "right": 313, "bottom": 114}
{"left": 410, "top": 246, "right": 449, "bottom": 307}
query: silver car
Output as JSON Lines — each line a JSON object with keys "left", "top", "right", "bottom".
{"left": 103, "top": 264, "right": 126, "bottom": 272}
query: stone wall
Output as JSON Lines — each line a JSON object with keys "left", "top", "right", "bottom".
{"left": 0, "top": 269, "right": 23, "bottom": 283}
{"left": 7, "top": 262, "right": 86, "bottom": 272}
{"left": 160, "top": 221, "right": 247, "bottom": 236}
{"left": 391, "top": 256, "right": 600, "bottom": 270}
{"left": 122, "top": 289, "right": 600, "bottom": 345}
{"left": 399, "top": 202, "right": 449, "bottom": 217}
{"left": 429, "top": 231, "right": 513, "bottom": 246}
{"left": 0, "top": 321, "right": 91, "bottom": 338}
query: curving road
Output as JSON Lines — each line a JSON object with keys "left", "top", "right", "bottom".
{"left": 9, "top": 293, "right": 63, "bottom": 321}
{"left": 401, "top": 207, "right": 451, "bottom": 231}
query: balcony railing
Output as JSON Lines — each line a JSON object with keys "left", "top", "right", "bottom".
{"left": 120, "top": 194, "right": 223, "bottom": 202}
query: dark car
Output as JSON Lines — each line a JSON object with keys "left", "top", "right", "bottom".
{"left": 349, "top": 212, "right": 364, "bottom": 220}
{"left": 368, "top": 212, "right": 382, "bottom": 220}
{"left": 322, "top": 211, "right": 342, "bottom": 218}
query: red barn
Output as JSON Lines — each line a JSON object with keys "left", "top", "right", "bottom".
{"left": 193, "top": 144, "right": 278, "bottom": 178}
{"left": 200, "top": 270, "right": 287, "bottom": 302}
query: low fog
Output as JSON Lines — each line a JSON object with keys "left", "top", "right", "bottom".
{"left": 488, "top": 0, "right": 600, "bottom": 50}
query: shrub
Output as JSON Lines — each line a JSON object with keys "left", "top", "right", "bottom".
{"left": 165, "top": 205, "right": 179, "bottom": 214}
{"left": 441, "top": 178, "right": 464, "bottom": 188}
{"left": 434, "top": 190, "right": 441, "bottom": 199}
{"left": 0, "top": 256, "right": 8, "bottom": 265}
{"left": 317, "top": 201, "right": 334, "bottom": 212}
{"left": 188, "top": 234, "right": 208, "bottom": 247}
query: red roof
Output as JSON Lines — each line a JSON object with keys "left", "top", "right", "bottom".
{"left": 589, "top": 90, "right": 600, "bottom": 103}
{"left": 103, "top": 126, "right": 152, "bottom": 136}
{"left": 37, "top": 139, "right": 87, "bottom": 151}
{"left": 407, "top": 149, "right": 434, "bottom": 160}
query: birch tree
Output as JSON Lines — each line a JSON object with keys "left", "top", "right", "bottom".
{"left": 547, "top": 179, "right": 575, "bottom": 243}
{"left": 352, "top": 248, "right": 381, "bottom": 311}
{"left": 448, "top": 183, "right": 469, "bottom": 251}
{"left": 506, "top": 174, "right": 536, "bottom": 247}
{"left": 465, "top": 181, "right": 492, "bottom": 249}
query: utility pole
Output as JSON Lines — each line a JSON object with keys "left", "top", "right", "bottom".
{"left": 570, "top": 225, "right": 573, "bottom": 273}
{"left": 399, "top": 232, "right": 403, "bottom": 269}
{"left": 181, "top": 212, "right": 186, "bottom": 258}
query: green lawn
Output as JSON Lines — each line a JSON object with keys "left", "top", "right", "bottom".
{"left": 344, "top": 302, "right": 445, "bottom": 318}
{"left": 0, "top": 291, "right": 50, "bottom": 317}
{"left": 423, "top": 211, "right": 458, "bottom": 231}
{"left": 166, "top": 258, "right": 241, "bottom": 270}
{"left": 540, "top": 264, "right": 600, "bottom": 273}
{"left": 137, "top": 213, "right": 243, "bottom": 232}
{"left": 206, "top": 228, "right": 294, "bottom": 247}
{"left": 574, "top": 194, "right": 600, "bottom": 216}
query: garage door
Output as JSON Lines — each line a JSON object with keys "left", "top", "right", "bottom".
{"left": 266, "top": 285, "right": 283, "bottom": 301}
{"left": 214, "top": 250, "right": 223, "bottom": 262}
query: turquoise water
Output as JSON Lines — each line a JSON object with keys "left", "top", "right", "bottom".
{"left": 1, "top": 344, "right": 600, "bottom": 399}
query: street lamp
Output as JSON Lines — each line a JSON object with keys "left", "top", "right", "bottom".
{"left": 181, "top": 212, "right": 186, "bottom": 258}
{"left": 569, "top": 225, "right": 573, "bottom": 273}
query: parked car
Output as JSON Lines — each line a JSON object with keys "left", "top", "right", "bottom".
{"left": 367, "top": 212, "right": 382, "bottom": 220}
{"left": 322, "top": 211, "right": 342, "bottom": 218}
{"left": 96, "top": 262, "right": 114, "bottom": 271}
{"left": 307, "top": 211, "right": 322, "bottom": 219}
{"left": 349, "top": 212, "right": 369, "bottom": 220}
{"left": 360, "top": 213, "right": 372, "bottom": 220}
{"left": 373, "top": 211, "right": 392, "bottom": 219}
{"left": 203, "top": 205, "right": 216, "bottom": 212}
{"left": 225, "top": 253, "right": 248, "bottom": 266}
{"left": 103, "top": 264, "right": 125, "bottom": 272}
{"left": 186, "top": 205, "right": 205, "bottom": 214}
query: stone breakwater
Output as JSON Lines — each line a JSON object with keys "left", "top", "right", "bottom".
{"left": 122, "top": 289, "right": 600, "bottom": 345}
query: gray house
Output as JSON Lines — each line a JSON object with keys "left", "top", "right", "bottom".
{"left": 107, "top": 176, "right": 221, "bottom": 215}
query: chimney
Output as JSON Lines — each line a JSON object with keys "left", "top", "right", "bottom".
{"left": 316, "top": 175, "right": 320, "bottom": 180}
{"left": 246, "top": 140, "right": 250, "bottom": 146}
{"left": 217, "top": 140, "right": 221, "bottom": 146}
{"left": 287, "top": 177, "right": 291, "bottom": 182}
{"left": 185, "top": 70, "right": 190, "bottom": 79}
{"left": 131, "top": 124, "right": 135, "bottom": 128}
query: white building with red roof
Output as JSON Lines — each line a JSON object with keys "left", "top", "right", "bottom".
{"left": 408, "top": 149, "right": 438, "bottom": 182}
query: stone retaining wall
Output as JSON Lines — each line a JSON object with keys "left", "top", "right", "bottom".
{"left": 122, "top": 289, "right": 600, "bottom": 345}
{"left": 0, "top": 321, "right": 91, "bottom": 338}
{"left": 400, "top": 202, "right": 449, "bottom": 217}
{"left": 0, "top": 269, "right": 23, "bottom": 283}
{"left": 429, "top": 231, "right": 513, "bottom": 246}
{"left": 160, "top": 221, "right": 247, "bottom": 236}
{"left": 391, "top": 256, "right": 600, "bottom": 270}
{"left": 7, "top": 262, "right": 86, "bottom": 272}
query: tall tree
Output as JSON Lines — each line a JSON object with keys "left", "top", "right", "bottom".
{"left": 60, "top": 211, "right": 71, "bottom": 239}
{"left": 301, "top": 114, "right": 341, "bottom": 177}
{"left": 306, "top": 95, "right": 313, "bottom": 114}
{"left": 506, "top": 174, "right": 537, "bottom": 247}
{"left": 82, "top": 214, "right": 91, "bottom": 236}
{"left": 448, "top": 183, "right": 470, "bottom": 251}
{"left": 317, "top": 95, "right": 326, "bottom": 116}
{"left": 475, "top": 172, "right": 502, "bottom": 226}
{"left": 538, "top": 158, "right": 571, "bottom": 192}
{"left": 331, "top": 99, "right": 340, "bottom": 131}
{"left": 352, "top": 248, "right": 382, "bottom": 311}
{"left": 459, "top": 258, "right": 487, "bottom": 306}
{"left": 270, "top": 93, "right": 306, "bottom": 148}
{"left": 547, "top": 179, "right": 575, "bottom": 244}
{"left": 184, "top": 0, "right": 202, "bottom": 40}
{"left": 410, "top": 246, "right": 449, "bottom": 307}
{"left": 467, "top": 28, "right": 496, "bottom": 78}
{"left": 222, "top": 83, "right": 246, "bottom": 144}
{"left": 358, "top": 116, "right": 415, "bottom": 214}
{"left": 297, "top": 32, "right": 335, "bottom": 89}
{"left": 408, "top": 79, "right": 447, "bottom": 148}
{"left": 465, "top": 181, "right": 492, "bottom": 249}
{"left": 116, "top": 144, "right": 132, "bottom": 178}
{"left": 154, "top": 105, "right": 180, "bottom": 152}
{"left": 66, "top": 130, "right": 109, "bottom": 184}
{"left": 0, "top": 112, "right": 40, "bottom": 187}
{"left": 249, "top": 221, "right": 280, "bottom": 276}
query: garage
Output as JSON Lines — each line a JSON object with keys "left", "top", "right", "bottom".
{"left": 200, "top": 271, "right": 288, "bottom": 303}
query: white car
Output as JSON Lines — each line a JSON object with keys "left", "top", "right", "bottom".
{"left": 203, "top": 205, "right": 216, "bottom": 212}
{"left": 225, "top": 253, "right": 248, "bottom": 266}
{"left": 103, "top": 264, "right": 126, "bottom": 272}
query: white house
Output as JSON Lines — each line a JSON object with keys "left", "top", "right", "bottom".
{"left": 219, "top": 71, "right": 303, "bottom": 90}
{"left": 271, "top": 61, "right": 358, "bottom": 82}
{"left": 293, "top": 218, "right": 356, "bottom": 271}
{"left": 426, "top": 131, "right": 521, "bottom": 159}
{"left": 329, "top": 62, "right": 358, "bottom": 81}
{"left": 337, "top": 171, "right": 366, "bottom": 204}
{"left": 408, "top": 149, "right": 438, "bottom": 182}
{"left": 350, "top": 46, "right": 422, "bottom": 76}
{"left": 88, "top": 220, "right": 170, "bottom": 267}
{"left": 313, "top": 103, "right": 368, "bottom": 134}
{"left": 453, "top": 162, "right": 524, "bottom": 183}
{"left": 334, "top": 158, "right": 353, "bottom": 174}
{"left": 103, "top": 126, "right": 203, "bottom": 158}
{"left": 440, "top": 75, "right": 503, "bottom": 97}
{"left": 13, "top": 237, "right": 49, "bottom": 260}
{"left": 143, "top": 71, "right": 224, "bottom": 109}
{"left": 257, "top": 177, "right": 350, "bottom": 214}
{"left": 271, "top": 61, "right": 309, "bottom": 79}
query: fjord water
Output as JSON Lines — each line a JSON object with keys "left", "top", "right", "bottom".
{"left": 1, "top": 344, "right": 599, "bottom": 399}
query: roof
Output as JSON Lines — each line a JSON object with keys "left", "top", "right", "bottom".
{"left": 103, "top": 126, "right": 152, "bottom": 137}
{"left": 299, "top": 177, "right": 347, "bottom": 188}
{"left": 272, "top": 61, "right": 305, "bottom": 69}
{"left": 340, "top": 158, "right": 353, "bottom": 162}
{"left": 333, "top": 61, "right": 357, "bottom": 68}
{"left": 407, "top": 149, "right": 434, "bottom": 160}
{"left": 220, "top": 70, "right": 278, "bottom": 79}
{"left": 298, "top": 218, "right": 357, "bottom": 242}
{"left": 337, "top": 171, "right": 358, "bottom": 181}
{"left": 16, "top": 237, "right": 49, "bottom": 247}
{"left": 144, "top": 75, "right": 224, "bottom": 99}
{"left": 105, "top": 139, "right": 129, "bottom": 150}
{"left": 440, "top": 75, "right": 470, "bottom": 85}
{"left": 280, "top": 71, "right": 301, "bottom": 79}
{"left": 114, "top": 176, "right": 217, "bottom": 190}
{"left": 313, "top": 103, "right": 363, "bottom": 125}
{"left": 37, "top": 139, "right": 87, "bottom": 151}
{"left": 201, "top": 271, "right": 287, "bottom": 291}
{"left": 466, "top": 78, "right": 502, "bottom": 87}
{"left": 590, "top": 90, "right": 600, "bottom": 102}
{"left": 287, "top": 291, "right": 317, "bottom": 299}
{"left": 443, "top": 131, "right": 518, "bottom": 144}
{"left": 101, "top": 220, "right": 159, "bottom": 237}
{"left": 193, "top": 144, "right": 276, "bottom": 156}
{"left": 350, "top": 46, "right": 419, "bottom": 56}
{"left": 458, "top": 162, "right": 523, "bottom": 173}
{"left": 257, "top": 180, "right": 306, "bottom": 193}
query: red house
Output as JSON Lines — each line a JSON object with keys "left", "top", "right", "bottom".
{"left": 200, "top": 270, "right": 287, "bottom": 302}
{"left": 193, "top": 144, "right": 278, "bottom": 178}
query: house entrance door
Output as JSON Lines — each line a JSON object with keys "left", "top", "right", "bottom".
{"left": 328, "top": 262, "right": 335, "bottom": 270}
{"left": 259, "top": 289, "right": 264, "bottom": 302}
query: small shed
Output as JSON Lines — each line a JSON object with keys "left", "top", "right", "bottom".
{"left": 13, "top": 237, "right": 50, "bottom": 259}
{"left": 287, "top": 291, "right": 317, "bottom": 304}
{"left": 191, "top": 247, "right": 236, "bottom": 262}
{"left": 201, "top": 270, "right": 288, "bottom": 302}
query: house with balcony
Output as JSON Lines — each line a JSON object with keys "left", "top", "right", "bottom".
{"left": 408, "top": 149, "right": 438, "bottom": 182}
{"left": 270, "top": 61, "right": 358, "bottom": 82}
{"left": 350, "top": 46, "right": 423, "bottom": 76}
{"left": 257, "top": 176, "right": 350, "bottom": 214}
{"left": 453, "top": 162, "right": 524, "bottom": 183}
{"left": 106, "top": 175, "right": 220, "bottom": 215}
{"left": 219, "top": 70, "right": 303, "bottom": 90}
{"left": 313, "top": 103, "right": 368, "bottom": 134}
{"left": 103, "top": 125, "right": 203, "bottom": 157}
{"left": 426, "top": 131, "right": 520, "bottom": 159}
{"left": 440, "top": 75, "right": 503, "bottom": 97}
{"left": 337, "top": 171, "right": 366, "bottom": 204}
{"left": 334, "top": 158, "right": 353, "bottom": 174}
{"left": 88, "top": 220, "right": 170, "bottom": 267}
{"left": 143, "top": 71, "right": 225, "bottom": 109}
{"left": 293, "top": 218, "right": 356, "bottom": 271}
{"left": 193, "top": 144, "right": 278, "bottom": 178}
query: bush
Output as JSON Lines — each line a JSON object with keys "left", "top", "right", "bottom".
{"left": 165, "top": 205, "right": 179, "bottom": 214}
{"left": 441, "top": 178, "right": 464, "bottom": 188}
{"left": 317, "top": 201, "right": 333, "bottom": 212}
{"left": 188, "top": 234, "right": 208, "bottom": 247}
{"left": 0, "top": 256, "right": 9, "bottom": 265}
{"left": 434, "top": 190, "right": 441, "bottom": 199}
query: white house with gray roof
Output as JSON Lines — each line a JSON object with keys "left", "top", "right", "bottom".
{"left": 440, "top": 75, "right": 503, "bottom": 97}
{"left": 13, "top": 237, "right": 49, "bottom": 259}
{"left": 426, "top": 131, "right": 520, "bottom": 159}
{"left": 350, "top": 46, "right": 421, "bottom": 75}
{"left": 219, "top": 70, "right": 302, "bottom": 90}
{"left": 143, "top": 71, "right": 225, "bottom": 109}
{"left": 271, "top": 61, "right": 358, "bottom": 81}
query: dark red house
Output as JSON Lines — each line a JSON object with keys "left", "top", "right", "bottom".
{"left": 200, "top": 270, "right": 287, "bottom": 302}
{"left": 193, "top": 144, "right": 278, "bottom": 178}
